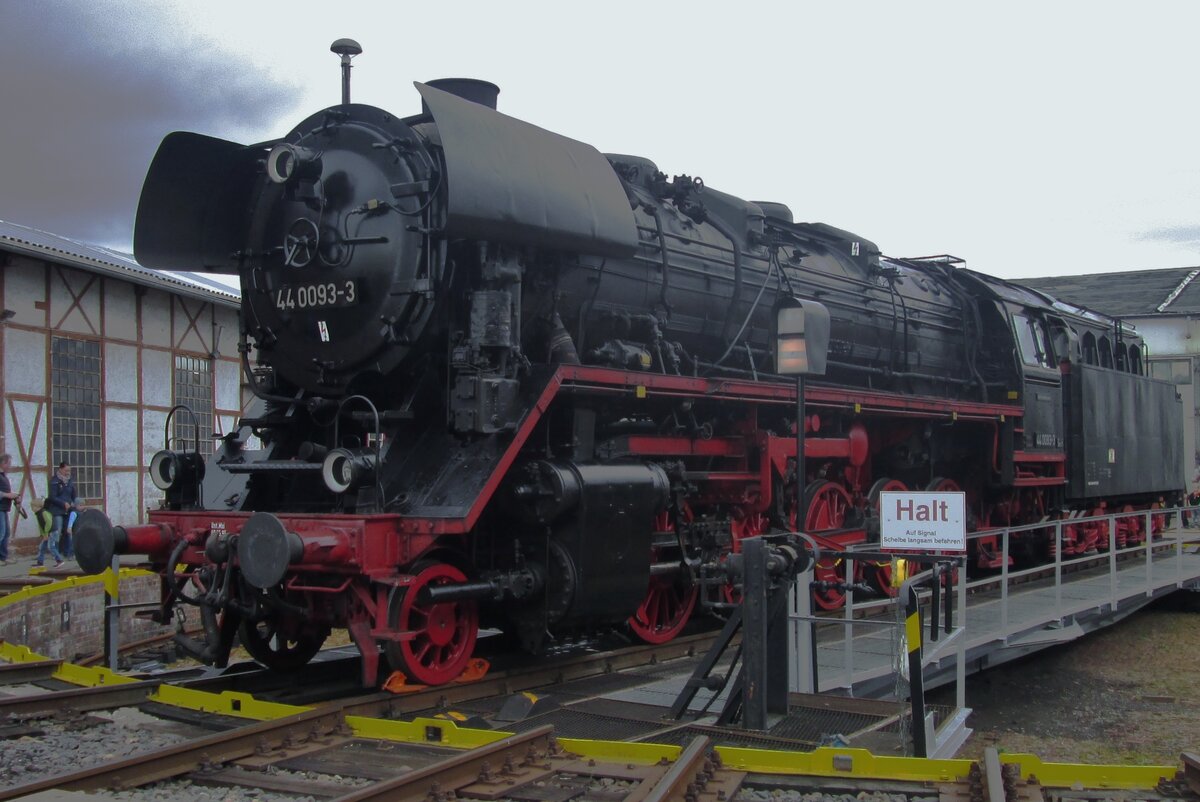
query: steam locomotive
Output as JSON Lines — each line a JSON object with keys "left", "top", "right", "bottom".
{"left": 76, "top": 73, "right": 1183, "bottom": 687}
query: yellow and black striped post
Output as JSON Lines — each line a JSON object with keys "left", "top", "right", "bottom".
{"left": 104, "top": 554, "right": 120, "bottom": 671}
{"left": 903, "top": 581, "right": 927, "bottom": 757}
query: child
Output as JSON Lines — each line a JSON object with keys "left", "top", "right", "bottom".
{"left": 33, "top": 498, "right": 63, "bottom": 568}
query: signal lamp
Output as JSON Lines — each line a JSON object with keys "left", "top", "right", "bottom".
{"left": 775, "top": 301, "right": 831, "bottom": 377}
{"left": 149, "top": 449, "right": 206, "bottom": 491}
{"left": 321, "top": 447, "right": 377, "bottom": 494}
{"left": 266, "top": 143, "right": 323, "bottom": 184}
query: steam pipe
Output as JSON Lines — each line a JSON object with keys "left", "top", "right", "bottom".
{"left": 708, "top": 214, "right": 744, "bottom": 348}
{"left": 648, "top": 205, "right": 673, "bottom": 316}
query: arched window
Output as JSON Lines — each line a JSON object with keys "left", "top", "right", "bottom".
{"left": 1098, "top": 337, "right": 1113, "bottom": 368}
{"left": 1082, "top": 333, "right": 1098, "bottom": 365}
{"left": 1128, "top": 345, "right": 1142, "bottom": 375}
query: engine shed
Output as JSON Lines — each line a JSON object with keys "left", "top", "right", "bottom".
{"left": 0, "top": 218, "right": 245, "bottom": 554}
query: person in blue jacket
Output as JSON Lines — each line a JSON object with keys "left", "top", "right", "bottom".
{"left": 0, "top": 453, "right": 21, "bottom": 566}
{"left": 47, "top": 461, "right": 78, "bottom": 561}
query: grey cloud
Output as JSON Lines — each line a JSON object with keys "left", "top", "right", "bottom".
{"left": 0, "top": 2, "right": 302, "bottom": 246}
{"left": 1136, "top": 225, "right": 1200, "bottom": 247}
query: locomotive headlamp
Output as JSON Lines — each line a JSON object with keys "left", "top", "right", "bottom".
{"left": 149, "top": 449, "right": 206, "bottom": 492}
{"left": 266, "top": 143, "right": 323, "bottom": 184}
{"left": 322, "top": 447, "right": 378, "bottom": 494}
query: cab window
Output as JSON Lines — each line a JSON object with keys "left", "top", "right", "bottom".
{"left": 1013, "top": 313, "right": 1054, "bottom": 368}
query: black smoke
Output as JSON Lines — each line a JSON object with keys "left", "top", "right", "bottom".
{"left": 0, "top": 3, "right": 301, "bottom": 246}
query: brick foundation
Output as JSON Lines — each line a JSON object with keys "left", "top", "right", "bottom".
{"left": 0, "top": 575, "right": 171, "bottom": 661}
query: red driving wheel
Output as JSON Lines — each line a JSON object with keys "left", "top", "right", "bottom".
{"left": 722, "top": 510, "right": 771, "bottom": 604}
{"left": 628, "top": 508, "right": 699, "bottom": 644}
{"left": 802, "top": 481, "right": 854, "bottom": 610}
{"left": 867, "top": 478, "right": 908, "bottom": 596}
{"left": 385, "top": 563, "right": 479, "bottom": 685}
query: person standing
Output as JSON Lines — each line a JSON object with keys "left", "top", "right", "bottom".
{"left": 47, "top": 461, "right": 77, "bottom": 562}
{"left": 33, "top": 497, "right": 63, "bottom": 568}
{"left": 0, "top": 454, "right": 21, "bottom": 566}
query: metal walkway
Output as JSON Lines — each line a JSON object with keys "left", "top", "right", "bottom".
{"left": 603, "top": 513, "right": 1200, "bottom": 728}
{"left": 808, "top": 517, "right": 1200, "bottom": 700}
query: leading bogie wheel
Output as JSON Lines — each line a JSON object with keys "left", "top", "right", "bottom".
{"left": 385, "top": 562, "right": 479, "bottom": 686}
{"left": 238, "top": 616, "right": 329, "bottom": 672}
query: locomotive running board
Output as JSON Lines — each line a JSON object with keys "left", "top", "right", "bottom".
{"left": 379, "top": 364, "right": 1023, "bottom": 536}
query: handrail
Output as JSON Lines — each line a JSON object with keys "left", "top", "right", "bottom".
{"left": 814, "top": 504, "right": 1197, "bottom": 706}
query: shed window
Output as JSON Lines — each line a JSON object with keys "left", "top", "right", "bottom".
{"left": 1098, "top": 337, "right": 1113, "bottom": 368}
{"left": 174, "top": 356, "right": 214, "bottom": 456}
{"left": 50, "top": 337, "right": 102, "bottom": 500}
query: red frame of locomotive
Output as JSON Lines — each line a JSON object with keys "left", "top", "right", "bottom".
{"left": 131, "top": 364, "right": 1072, "bottom": 685}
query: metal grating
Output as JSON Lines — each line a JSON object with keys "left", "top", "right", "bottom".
{"left": 768, "top": 707, "right": 887, "bottom": 743}
{"left": 174, "top": 355, "right": 214, "bottom": 456}
{"left": 49, "top": 336, "right": 102, "bottom": 499}
{"left": 875, "top": 702, "right": 953, "bottom": 733}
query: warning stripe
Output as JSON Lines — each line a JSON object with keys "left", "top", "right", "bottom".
{"left": 905, "top": 612, "right": 922, "bottom": 654}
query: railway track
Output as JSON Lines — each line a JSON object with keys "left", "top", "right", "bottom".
{"left": 3, "top": 609, "right": 1199, "bottom": 801}
{"left": 7, "top": 704, "right": 1197, "bottom": 802}
{"left": 0, "top": 629, "right": 715, "bottom": 723}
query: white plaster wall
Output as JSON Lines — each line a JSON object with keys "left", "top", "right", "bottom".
{"left": 4, "top": 328, "right": 47, "bottom": 396}
{"left": 214, "top": 307, "right": 238, "bottom": 356}
{"left": 173, "top": 297, "right": 211, "bottom": 354}
{"left": 3, "top": 260, "right": 46, "bottom": 327}
{"left": 1135, "top": 317, "right": 1192, "bottom": 358}
{"left": 142, "top": 472, "right": 165, "bottom": 516}
{"left": 105, "top": 471, "right": 141, "bottom": 525}
{"left": 105, "top": 407, "right": 139, "bottom": 467}
{"left": 104, "top": 280, "right": 137, "bottom": 341}
{"left": 2, "top": 399, "right": 47, "bottom": 471}
{"left": 141, "top": 349, "right": 172, "bottom": 408}
{"left": 140, "top": 289, "right": 171, "bottom": 347}
{"left": 142, "top": 408, "right": 168, "bottom": 464}
{"left": 50, "top": 265, "right": 101, "bottom": 335}
{"left": 215, "top": 359, "right": 240, "bottom": 413}
{"left": 104, "top": 343, "right": 138, "bottom": 404}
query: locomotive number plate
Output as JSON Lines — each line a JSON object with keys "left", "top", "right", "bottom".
{"left": 275, "top": 280, "right": 358, "bottom": 311}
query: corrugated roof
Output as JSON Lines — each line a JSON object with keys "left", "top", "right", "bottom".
{"left": 1022, "top": 266, "right": 1200, "bottom": 318}
{"left": 0, "top": 218, "right": 240, "bottom": 307}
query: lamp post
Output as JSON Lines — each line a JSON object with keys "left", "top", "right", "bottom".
{"left": 771, "top": 299, "right": 830, "bottom": 700}
{"left": 775, "top": 300, "right": 831, "bottom": 533}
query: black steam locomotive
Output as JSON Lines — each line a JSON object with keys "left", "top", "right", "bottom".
{"left": 76, "top": 73, "right": 1183, "bottom": 686}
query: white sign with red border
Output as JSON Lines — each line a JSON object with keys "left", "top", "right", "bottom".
{"left": 880, "top": 491, "right": 966, "bottom": 552}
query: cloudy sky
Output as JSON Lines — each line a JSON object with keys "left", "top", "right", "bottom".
{"left": 2, "top": 1, "right": 1199, "bottom": 281}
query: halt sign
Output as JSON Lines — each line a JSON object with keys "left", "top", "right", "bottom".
{"left": 880, "top": 491, "right": 966, "bottom": 552}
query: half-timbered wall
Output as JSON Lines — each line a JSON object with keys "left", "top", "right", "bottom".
{"left": 1, "top": 255, "right": 241, "bottom": 548}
